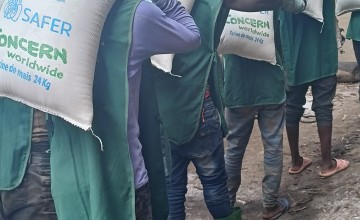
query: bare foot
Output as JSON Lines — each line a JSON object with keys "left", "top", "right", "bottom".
{"left": 319, "top": 159, "right": 350, "bottom": 178}
{"left": 288, "top": 157, "right": 312, "bottom": 174}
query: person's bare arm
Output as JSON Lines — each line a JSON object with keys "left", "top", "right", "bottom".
{"left": 281, "top": 0, "right": 307, "bottom": 13}
{"left": 222, "top": 0, "right": 282, "bottom": 12}
{"left": 223, "top": 0, "right": 306, "bottom": 13}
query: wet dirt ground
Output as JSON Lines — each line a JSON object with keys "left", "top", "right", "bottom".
{"left": 185, "top": 13, "right": 360, "bottom": 220}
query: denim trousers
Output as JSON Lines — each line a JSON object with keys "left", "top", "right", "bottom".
{"left": 166, "top": 97, "right": 232, "bottom": 220}
{"left": 0, "top": 142, "right": 57, "bottom": 220}
{"left": 286, "top": 75, "right": 337, "bottom": 127}
{"left": 224, "top": 103, "right": 285, "bottom": 208}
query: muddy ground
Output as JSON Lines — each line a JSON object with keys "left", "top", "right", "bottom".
{"left": 185, "top": 14, "right": 360, "bottom": 220}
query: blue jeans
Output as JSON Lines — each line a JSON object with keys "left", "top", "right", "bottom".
{"left": 0, "top": 142, "right": 57, "bottom": 220}
{"left": 224, "top": 103, "right": 285, "bottom": 208}
{"left": 166, "top": 97, "right": 232, "bottom": 220}
{"left": 286, "top": 75, "right": 337, "bottom": 127}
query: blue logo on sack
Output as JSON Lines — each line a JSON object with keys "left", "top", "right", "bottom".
{"left": 2, "top": 0, "right": 72, "bottom": 37}
{"left": 4, "top": 0, "right": 23, "bottom": 22}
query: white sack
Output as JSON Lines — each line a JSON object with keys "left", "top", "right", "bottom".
{"left": 336, "top": 0, "right": 360, "bottom": 16}
{"left": 217, "top": 10, "right": 276, "bottom": 65}
{"left": 0, "top": 0, "right": 115, "bottom": 130}
{"left": 150, "top": 0, "right": 195, "bottom": 73}
{"left": 302, "top": 0, "right": 324, "bottom": 22}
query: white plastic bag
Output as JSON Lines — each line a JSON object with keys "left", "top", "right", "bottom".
{"left": 0, "top": 0, "right": 115, "bottom": 130}
{"left": 150, "top": 0, "right": 195, "bottom": 73}
{"left": 217, "top": 10, "right": 276, "bottom": 65}
{"left": 302, "top": 0, "right": 324, "bottom": 22}
{"left": 336, "top": 0, "right": 360, "bottom": 16}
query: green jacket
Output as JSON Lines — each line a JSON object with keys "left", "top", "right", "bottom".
{"left": 347, "top": 11, "right": 360, "bottom": 41}
{"left": 0, "top": 99, "right": 32, "bottom": 190}
{"left": 280, "top": 0, "right": 338, "bottom": 86}
{"left": 50, "top": 0, "right": 144, "bottom": 219}
{"left": 223, "top": 10, "right": 285, "bottom": 108}
{"left": 153, "top": 0, "right": 229, "bottom": 145}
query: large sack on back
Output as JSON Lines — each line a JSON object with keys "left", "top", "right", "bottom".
{"left": 217, "top": 10, "right": 276, "bottom": 65}
{"left": 0, "top": 0, "right": 115, "bottom": 130}
{"left": 336, "top": 0, "right": 360, "bottom": 16}
{"left": 302, "top": 0, "right": 323, "bottom": 22}
{"left": 150, "top": 0, "right": 195, "bottom": 73}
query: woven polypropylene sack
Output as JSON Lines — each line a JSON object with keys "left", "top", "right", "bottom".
{"left": 302, "top": 0, "right": 324, "bottom": 22}
{"left": 150, "top": 0, "right": 195, "bottom": 73}
{"left": 0, "top": 0, "right": 115, "bottom": 130}
{"left": 217, "top": 10, "right": 276, "bottom": 65}
{"left": 336, "top": 0, "right": 360, "bottom": 16}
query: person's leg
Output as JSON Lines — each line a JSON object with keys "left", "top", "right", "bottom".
{"left": 3, "top": 142, "right": 57, "bottom": 220}
{"left": 0, "top": 186, "right": 26, "bottom": 220}
{"left": 285, "top": 83, "right": 310, "bottom": 172}
{"left": 0, "top": 196, "right": 5, "bottom": 220}
{"left": 0, "top": 205, "right": 5, "bottom": 220}
{"left": 312, "top": 76, "right": 336, "bottom": 170}
{"left": 257, "top": 104, "right": 287, "bottom": 218}
{"left": 224, "top": 107, "right": 257, "bottom": 206}
{"left": 352, "top": 40, "right": 360, "bottom": 101}
{"left": 192, "top": 131, "right": 233, "bottom": 219}
{"left": 135, "top": 183, "right": 153, "bottom": 220}
{"left": 311, "top": 76, "right": 349, "bottom": 175}
{"left": 355, "top": 39, "right": 360, "bottom": 100}
{"left": 352, "top": 40, "right": 360, "bottom": 67}
{"left": 166, "top": 146, "right": 190, "bottom": 220}
{"left": 186, "top": 97, "right": 232, "bottom": 219}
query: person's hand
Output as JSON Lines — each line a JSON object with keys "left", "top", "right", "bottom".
{"left": 152, "top": 0, "right": 176, "bottom": 12}
{"left": 281, "top": 0, "right": 307, "bottom": 14}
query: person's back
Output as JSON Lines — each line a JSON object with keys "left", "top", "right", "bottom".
{"left": 222, "top": 9, "right": 291, "bottom": 219}
{"left": 281, "top": 0, "right": 338, "bottom": 86}
{"left": 127, "top": 0, "right": 200, "bottom": 218}
{"left": 50, "top": 0, "right": 200, "bottom": 219}
{"left": 346, "top": 11, "right": 360, "bottom": 101}
{"left": 281, "top": 0, "right": 350, "bottom": 177}
{"left": 152, "top": 1, "right": 307, "bottom": 219}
